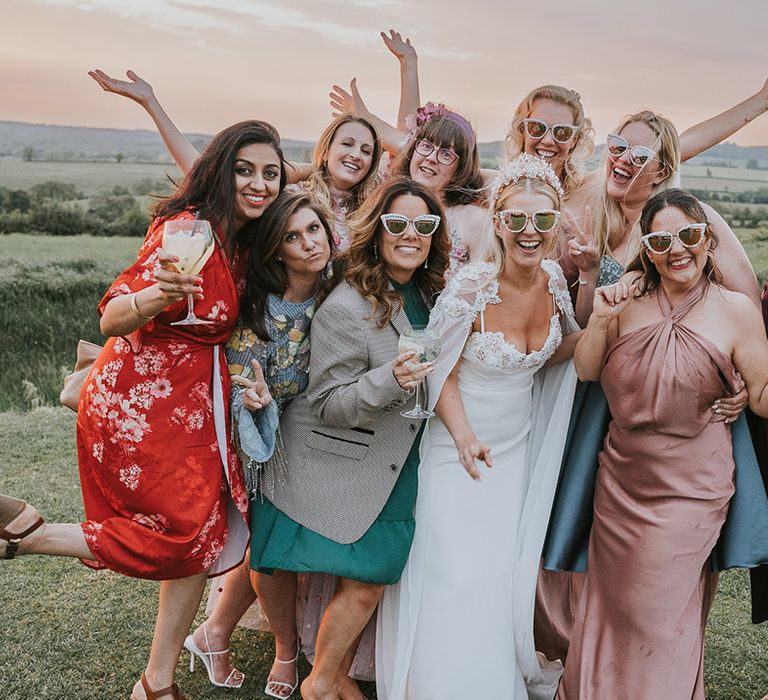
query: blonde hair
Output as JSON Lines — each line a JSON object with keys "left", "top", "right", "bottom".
{"left": 475, "top": 177, "right": 562, "bottom": 284}
{"left": 592, "top": 110, "right": 681, "bottom": 262}
{"left": 503, "top": 85, "right": 595, "bottom": 197}
{"left": 303, "top": 115, "right": 381, "bottom": 218}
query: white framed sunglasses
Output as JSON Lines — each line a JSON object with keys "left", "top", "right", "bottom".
{"left": 607, "top": 133, "right": 658, "bottom": 167}
{"left": 380, "top": 213, "right": 441, "bottom": 237}
{"left": 522, "top": 118, "right": 579, "bottom": 144}
{"left": 496, "top": 208, "right": 560, "bottom": 234}
{"left": 641, "top": 223, "right": 707, "bottom": 254}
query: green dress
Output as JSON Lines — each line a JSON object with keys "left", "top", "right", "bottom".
{"left": 249, "top": 279, "right": 428, "bottom": 585}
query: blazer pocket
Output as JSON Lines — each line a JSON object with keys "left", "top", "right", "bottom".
{"left": 306, "top": 430, "right": 370, "bottom": 461}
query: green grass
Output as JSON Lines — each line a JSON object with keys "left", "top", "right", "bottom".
{"left": 0, "top": 158, "right": 181, "bottom": 196}
{"left": 734, "top": 227, "right": 768, "bottom": 283}
{"left": 0, "top": 408, "right": 764, "bottom": 698}
{"left": 0, "top": 232, "right": 141, "bottom": 263}
{"left": 0, "top": 409, "right": 372, "bottom": 700}
{"left": 0, "top": 234, "right": 141, "bottom": 412}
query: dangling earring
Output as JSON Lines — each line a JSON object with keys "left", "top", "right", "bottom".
{"left": 373, "top": 241, "right": 379, "bottom": 260}
{"left": 324, "top": 259, "right": 334, "bottom": 280}
{"left": 276, "top": 256, "right": 283, "bottom": 262}
{"left": 424, "top": 258, "right": 428, "bottom": 269}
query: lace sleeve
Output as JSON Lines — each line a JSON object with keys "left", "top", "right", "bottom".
{"left": 542, "top": 259, "right": 579, "bottom": 333}
{"left": 425, "top": 262, "right": 499, "bottom": 411}
{"left": 429, "top": 262, "right": 500, "bottom": 329}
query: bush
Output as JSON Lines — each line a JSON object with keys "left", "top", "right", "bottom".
{"left": 29, "top": 202, "right": 98, "bottom": 235}
{"left": 88, "top": 187, "right": 140, "bottom": 221}
{"left": 0, "top": 187, "right": 32, "bottom": 213}
{"left": 0, "top": 210, "right": 32, "bottom": 234}
{"left": 132, "top": 177, "right": 174, "bottom": 197}
{"left": 30, "top": 181, "right": 83, "bottom": 201}
{"left": 103, "top": 206, "right": 150, "bottom": 236}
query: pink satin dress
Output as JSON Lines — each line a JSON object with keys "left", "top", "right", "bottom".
{"left": 558, "top": 278, "right": 737, "bottom": 699}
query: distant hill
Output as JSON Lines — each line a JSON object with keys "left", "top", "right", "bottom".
{"left": 1, "top": 120, "right": 766, "bottom": 168}
{"left": 0, "top": 120, "right": 315, "bottom": 163}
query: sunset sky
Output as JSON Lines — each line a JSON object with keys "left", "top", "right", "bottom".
{"left": 5, "top": 0, "right": 768, "bottom": 145}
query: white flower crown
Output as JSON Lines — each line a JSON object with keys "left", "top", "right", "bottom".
{"left": 490, "top": 154, "right": 565, "bottom": 203}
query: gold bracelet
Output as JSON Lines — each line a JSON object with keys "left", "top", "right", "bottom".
{"left": 129, "top": 292, "right": 157, "bottom": 320}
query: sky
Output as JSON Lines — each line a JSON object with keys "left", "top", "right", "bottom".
{"left": 4, "top": 0, "right": 768, "bottom": 145}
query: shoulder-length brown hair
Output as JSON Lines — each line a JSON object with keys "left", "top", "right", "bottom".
{"left": 303, "top": 115, "right": 381, "bottom": 215}
{"left": 391, "top": 115, "right": 484, "bottom": 207}
{"left": 240, "top": 192, "right": 334, "bottom": 341}
{"left": 626, "top": 188, "right": 721, "bottom": 296}
{"left": 153, "top": 120, "right": 287, "bottom": 246}
{"left": 339, "top": 177, "right": 450, "bottom": 327}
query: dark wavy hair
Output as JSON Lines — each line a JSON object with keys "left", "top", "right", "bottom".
{"left": 391, "top": 116, "right": 484, "bottom": 207}
{"left": 626, "top": 187, "right": 721, "bottom": 295}
{"left": 153, "top": 120, "right": 287, "bottom": 247}
{"left": 338, "top": 177, "right": 450, "bottom": 327}
{"left": 240, "top": 192, "right": 334, "bottom": 341}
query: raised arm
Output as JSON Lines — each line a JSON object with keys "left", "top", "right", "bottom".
{"left": 730, "top": 294, "right": 768, "bottom": 417}
{"left": 573, "top": 281, "right": 633, "bottom": 380}
{"left": 329, "top": 79, "right": 408, "bottom": 154}
{"left": 704, "top": 203, "right": 761, "bottom": 306}
{"left": 381, "top": 29, "right": 421, "bottom": 131}
{"left": 679, "top": 76, "right": 768, "bottom": 162}
{"left": 89, "top": 69, "right": 200, "bottom": 174}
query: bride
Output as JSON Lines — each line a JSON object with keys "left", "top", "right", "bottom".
{"left": 376, "top": 154, "right": 580, "bottom": 700}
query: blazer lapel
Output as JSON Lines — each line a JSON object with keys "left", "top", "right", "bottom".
{"left": 390, "top": 301, "right": 411, "bottom": 337}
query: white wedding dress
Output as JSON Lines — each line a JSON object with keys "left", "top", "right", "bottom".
{"left": 376, "top": 261, "right": 578, "bottom": 700}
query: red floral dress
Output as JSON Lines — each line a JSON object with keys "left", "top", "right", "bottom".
{"left": 76, "top": 212, "right": 249, "bottom": 580}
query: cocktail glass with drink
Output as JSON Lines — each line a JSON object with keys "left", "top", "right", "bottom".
{"left": 398, "top": 325, "right": 441, "bottom": 419}
{"left": 162, "top": 219, "right": 215, "bottom": 326}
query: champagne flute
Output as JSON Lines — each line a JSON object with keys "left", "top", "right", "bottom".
{"left": 398, "top": 325, "right": 441, "bottom": 419}
{"left": 162, "top": 219, "right": 215, "bottom": 326}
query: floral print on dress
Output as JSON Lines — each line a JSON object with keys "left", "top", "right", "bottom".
{"left": 445, "top": 210, "right": 470, "bottom": 280}
{"left": 75, "top": 211, "right": 249, "bottom": 580}
{"left": 226, "top": 295, "right": 315, "bottom": 410}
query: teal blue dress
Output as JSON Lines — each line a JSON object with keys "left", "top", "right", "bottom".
{"left": 249, "top": 280, "right": 428, "bottom": 585}
{"left": 543, "top": 256, "right": 768, "bottom": 572}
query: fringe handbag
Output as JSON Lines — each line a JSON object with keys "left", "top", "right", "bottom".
{"left": 60, "top": 339, "right": 102, "bottom": 412}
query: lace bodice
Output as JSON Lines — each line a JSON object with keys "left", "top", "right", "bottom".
{"left": 466, "top": 314, "right": 562, "bottom": 371}
{"left": 429, "top": 259, "right": 573, "bottom": 373}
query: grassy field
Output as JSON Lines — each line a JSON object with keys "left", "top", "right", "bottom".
{"left": 0, "top": 408, "right": 765, "bottom": 699}
{"left": 0, "top": 234, "right": 141, "bottom": 412}
{"left": 0, "top": 158, "right": 182, "bottom": 196}
{"left": 4, "top": 156, "right": 768, "bottom": 195}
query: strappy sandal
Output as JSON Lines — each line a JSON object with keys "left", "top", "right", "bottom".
{"left": 0, "top": 494, "right": 44, "bottom": 559}
{"left": 264, "top": 652, "right": 299, "bottom": 698}
{"left": 183, "top": 624, "right": 244, "bottom": 688}
{"left": 132, "top": 672, "right": 185, "bottom": 700}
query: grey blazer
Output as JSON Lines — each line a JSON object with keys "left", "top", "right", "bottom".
{"left": 266, "top": 280, "right": 423, "bottom": 544}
